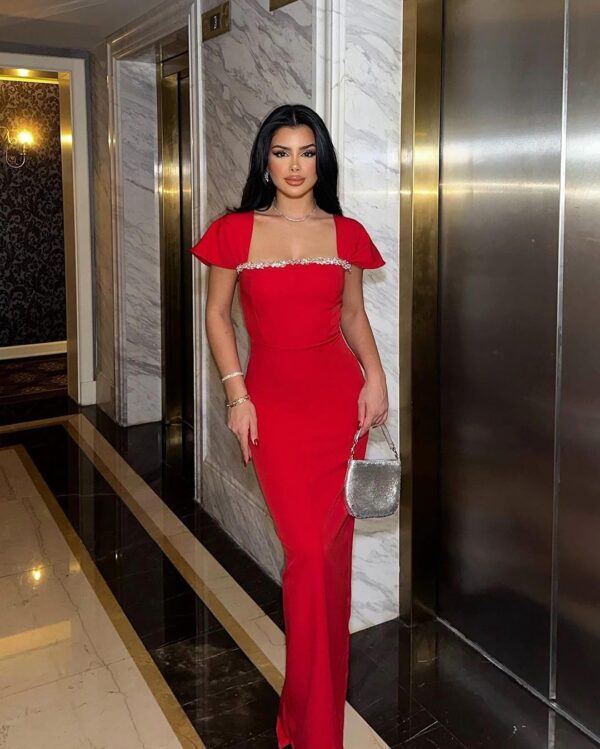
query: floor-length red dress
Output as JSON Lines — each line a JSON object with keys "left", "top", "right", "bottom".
{"left": 190, "top": 209, "right": 385, "bottom": 749}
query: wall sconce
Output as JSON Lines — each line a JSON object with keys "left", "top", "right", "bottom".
{"left": 1, "top": 126, "right": 34, "bottom": 169}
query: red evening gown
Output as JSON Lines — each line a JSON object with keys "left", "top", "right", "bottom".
{"left": 190, "top": 210, "right": 385, "bottom": 749}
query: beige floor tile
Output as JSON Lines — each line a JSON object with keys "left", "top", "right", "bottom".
{"left": 0, "top": 449, "right": 40, "bottom": 503}
{"left": 0, "top": 497, "right": 73, "bottom": 578}
{"left": 0, "top": 661, "right": 182, "bottom": 749}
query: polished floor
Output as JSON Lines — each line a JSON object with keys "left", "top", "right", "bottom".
{"left": 0, "top": 394, "right": 598, "bottom": 748}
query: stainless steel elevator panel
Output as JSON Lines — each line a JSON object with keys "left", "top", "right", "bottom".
{"left": 557, "top": 0, "right": 600, "bottom": 733}
{"left": 438, "top": 0, "right": 565, "bottom": 693}
{"left": 159, "top": 49, "right": 194, "bottom": 430}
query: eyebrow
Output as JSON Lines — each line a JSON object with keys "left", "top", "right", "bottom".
{"left": 271, "top": 143, "right": 316, "bottom": 149}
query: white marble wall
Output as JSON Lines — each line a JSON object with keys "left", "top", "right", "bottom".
{"left": 115, "top": 53, "right": 162, "bottom": 425}
{"left": 91, "top": 46, "right": 161, "bottom": 426}
{"left": 91, "top": 43, "right": 116, "bottom": 420}
{"left": 343, "top": 0, "right": 402, "bottom": 628}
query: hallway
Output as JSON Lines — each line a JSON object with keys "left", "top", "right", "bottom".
{"left": 0, "top": 398, "right": 596, "bottom": 749}
{"left": 2, "top": 0, "right": 600, "bottom": 745}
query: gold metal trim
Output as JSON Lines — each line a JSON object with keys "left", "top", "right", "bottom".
{"left": 158, "top": 69, "right": 183, "bottom": 423}
{"left": 0, "top": 67, "right": 59, "bottom": 84}
{"left": 0, "top": 75, "right": 59, "bottom": 85}
{"left": 0, "top": 414, "right": 75, "bottom": 435}
{"left": 399, "top": 0, "right": 443, "bottom": 624}
{"left": 57, "top": 72, "right": 81, "bottom": 403}
{"left": 13, "top": 444, "right": 205, "bottom": 749}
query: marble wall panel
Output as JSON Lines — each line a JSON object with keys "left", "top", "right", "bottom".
{"left": 91, "top": 42, "right": 116, "bottom": 420}
{"left": 115, "top": 54, "right": 162, "bottom": 425}
{"left": 343, "top": 0, "right": 402, "bottom": 627}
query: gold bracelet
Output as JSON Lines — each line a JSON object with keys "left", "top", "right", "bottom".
{"left": 226, "top": 393, "right": 251, "bottom": 408}
{"left": 221, "top": 370, "right": 244, "bottom": 382}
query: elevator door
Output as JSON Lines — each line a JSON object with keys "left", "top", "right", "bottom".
{"left": 159, "top": 46, "right": 194, "bottom": 434}
{"left": 437, "top": 0, "right": 600, "bottom": 738}
{"left": 556, "top": 0, "right": 600, "bottom": 734}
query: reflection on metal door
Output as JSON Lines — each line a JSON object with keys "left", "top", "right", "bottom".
{"left": 437, "top": 0, "right": 600, "bottom": 740}
{"left": 557, "top": 0, "right": 600, "bottom": 735}
{"left": 158, "top": 38, "right": 194, "bottom": 431}
{"left": 438, "top": 0, "right": 564, "bottom": 694}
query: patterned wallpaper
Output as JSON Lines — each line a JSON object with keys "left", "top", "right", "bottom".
{"left": 0, "top": 80, "right": 66, "bottom": 347}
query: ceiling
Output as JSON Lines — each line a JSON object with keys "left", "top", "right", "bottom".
{"left": 0, "top": 0, "right": 169, "bottom": 52}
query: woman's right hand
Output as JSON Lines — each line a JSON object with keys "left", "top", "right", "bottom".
{"left": 227, "top": 399, "right": 259, "bottom": 466}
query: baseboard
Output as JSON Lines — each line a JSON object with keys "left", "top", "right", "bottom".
{"left": 0, "top": 341, "right": 67, "bottom": 361}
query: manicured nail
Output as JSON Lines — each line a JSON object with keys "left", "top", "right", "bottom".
{"left": 253, "top": 438, "right": 258, "bottom": 446}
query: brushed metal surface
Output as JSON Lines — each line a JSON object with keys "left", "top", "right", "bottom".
{"left": 399, "top": 0, "right": 443, "bottom": 625}
{"left": 159, "top": 56, "right": 194, "bottom": 430}
{"left": 437, "top": 0, "right": 565, "bottom": 693}
{"left": 557, "top": 0, "right": 600, "bottom": 734}
{"left": 179, "top": 73, "right": 195, "bottom": 430}
{"left": 159, "top": 71, "right": 182, "bottom": 424}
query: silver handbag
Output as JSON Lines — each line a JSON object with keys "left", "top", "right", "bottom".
{"left": 344, "top": 423, "right": 401, "bottom": 519}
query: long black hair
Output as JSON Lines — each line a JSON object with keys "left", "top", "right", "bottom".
{"left": 227, "top": 104, "right": 343, "bottom": 216}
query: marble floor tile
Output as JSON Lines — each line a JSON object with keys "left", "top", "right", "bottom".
{"left": 0, "top": 660, "right": 182, "bottom": 749}
{"left": 0, "top": 561, "right": 129, "bottom": 699}
{"left": 0, "top": 441, "right": 201, "bottom": 748}
{"left": 152, "top": 629, "right": 269, "bottom": 706}
{"left": 0, "top": 496, "right": 73, "bottom": 577}
{"left": 182, "top": 678, "right": 278, "bottom": 749}
{"left": 349, "top": 616, "right": 600, "bottom": 749}
{"left": 0, "top": 447, "right": 40, "bottom": 501}
{"left": 2, "top": 412, "right": 597, "bottom": 749}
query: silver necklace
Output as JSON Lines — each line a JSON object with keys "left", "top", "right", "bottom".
{"left": 271, "top": 199, "right": 318, "bottom": 222}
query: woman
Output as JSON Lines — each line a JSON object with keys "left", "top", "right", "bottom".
{"left": 190, "top": 103, "right": 388, "bottom": 749}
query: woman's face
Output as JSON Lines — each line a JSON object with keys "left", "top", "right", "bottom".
{"left": 266, "top": 125, "right": 318, "bottom": 200}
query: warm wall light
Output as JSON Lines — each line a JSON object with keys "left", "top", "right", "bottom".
{"left": 17, "top": 130, "right": 33, "bottom": 146}
{"left": 1, "top": 125, "right": 34, "bottom": 169}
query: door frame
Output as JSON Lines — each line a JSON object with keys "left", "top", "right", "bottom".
{"left": 399, "top": 0, "right": 443, "bottom": 625}
{"left": 0, "top": 52, "right": 95, "bottom": 404}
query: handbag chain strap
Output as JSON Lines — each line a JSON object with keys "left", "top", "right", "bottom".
{"left": 349, "top": 423, "right": 399, "bottom": 460}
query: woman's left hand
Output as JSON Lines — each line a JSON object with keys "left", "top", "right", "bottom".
{"left": 357, "top": 372, "right": 388, "bottom": 438}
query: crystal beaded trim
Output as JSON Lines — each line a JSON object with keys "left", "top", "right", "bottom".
{"left": 236, "top": 256, "right": 352, "bottom": 273}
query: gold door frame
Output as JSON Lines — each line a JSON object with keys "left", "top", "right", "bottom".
{"left": 0, "top": 57, "right": 95, "bottom": 404}
{"left": 399, "top": 0, "right": 443, "bottom": 624}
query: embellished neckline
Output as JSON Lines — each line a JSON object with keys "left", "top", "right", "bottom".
{"left": 236, "top": 256, "right": 352, "bottom": 273}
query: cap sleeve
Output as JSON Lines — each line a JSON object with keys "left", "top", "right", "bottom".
{"left": 190, "top": 214, "right": 238, "bottom": 269}
{"left": 349, "top": 219, "right": 386, "bottom": 269}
